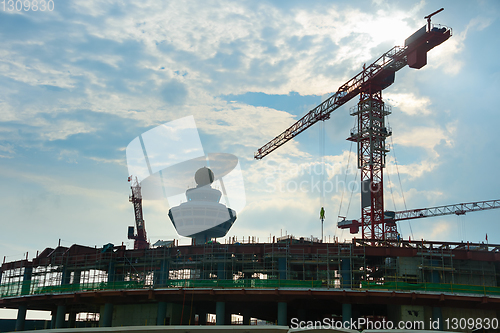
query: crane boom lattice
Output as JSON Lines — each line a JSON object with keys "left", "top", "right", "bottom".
{"left": 254, "top": 45, "right": 407, "bottom": 160}
{"left": 338, "top": 199, "right": 500, "bottom": 235}
{"left": 394, "top": 199, "right": 500, "bottom": 221}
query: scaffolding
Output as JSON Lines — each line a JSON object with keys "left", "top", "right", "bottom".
{"left": 1, "top": 239, "right": 499, "bottom": 300}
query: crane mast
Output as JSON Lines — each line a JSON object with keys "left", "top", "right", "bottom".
{"left": 254, "top": 10, "right": 452, "bottom": 242}
{"left": 128, "top": 177, "right": 149, "bottom": 250}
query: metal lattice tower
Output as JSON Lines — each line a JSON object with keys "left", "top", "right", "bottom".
{"left": 348, "top": 89, "right": 394, "bottom": 241}
{"left": 128, "top": 178, "right": 149, "bottom": 250}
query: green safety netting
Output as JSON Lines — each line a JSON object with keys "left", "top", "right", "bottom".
{"left": 165, "top": 279, "right": 322, "bottom": 289}
{"left": 0, "top": 279, "right": 323, "bottom": 297}
{"left": 3, "top": 279, "right": 499, "bottom": 297}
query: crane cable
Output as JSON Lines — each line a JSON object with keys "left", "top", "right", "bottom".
{"left": 462, "top": 214, "right": 466, "bottom": 241}
{"left": 342, "top": 167, "right": 358, "bottom": 241}
{"left": 319, "top": 120, "right": 325, "bottom": 242}
{"left": 456, "top": 214, "right": 462, "bottom": 241}
{"left": 335, "top": 117, "right": 357, "bottom": 240}
{"left": 387, "top": 119, "right": 414, "bottom": 240}
{"left": 385, "top": 164, "right": 401, "bottom": 238}
{"left": 334, "top": 141, "right": 352, "bottom": 239}
{"left": 320, "top": 121, "right": 325, "bottom": 208}
{"left": 457, "top": 213, "right": 466, "bottom": 242}
{"left": 385, "top": 168, "right": 398, "bottom": 211}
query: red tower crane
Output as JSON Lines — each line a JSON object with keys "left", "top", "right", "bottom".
{"left": 127, "top": 177, "right": 149, "bottom": 249}
{"left": 254, "top": 9, "right": 452, "bottom": 241}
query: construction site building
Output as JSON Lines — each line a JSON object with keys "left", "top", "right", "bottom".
{"left": 1, "top": 237, "right": 499, "bottom": 331}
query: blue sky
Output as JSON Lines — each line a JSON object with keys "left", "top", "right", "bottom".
{"left": 1, "top": 0, "right": 499, "bottom": 266}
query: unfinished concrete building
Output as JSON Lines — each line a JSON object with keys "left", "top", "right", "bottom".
{"left": 1, "top": 237, "right": 499, "bottom": 331}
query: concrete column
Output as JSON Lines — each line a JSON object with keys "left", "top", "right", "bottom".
{"left": 69, "top": 311, "right": 77, "bottom": 328}
{"left": 429, "top": 260, "right": 441, "bottom": 283}
{"left": 342, "top": 303, "right": 352, "bottom": 323}
{"left": 297, "top": 308, "right": 306, "bottom": 321}
{"left": 225, "top": 311, "right": 232, "bottom": 326}
{"left": 61, "top": 267, "right": 71, "bottom": 286}
{"left": 21, "top": 267, "right": 32, "bottom": 295}
{"left": 341, "top": 259, "right": 351, "bottom": 288}
{"left": 115, "top": 265, "right": 125, "bottom": 283}
{"left": 278, "top": 257, "right": 287, "bottom": 281}
{"left": 217, "top": 255, "right": 226, "bottom": 280}
{"left": 50, "top": 310, "right": 57, "bottom": 329}
{"left": 55, "top": 304, "right": 66, "bottom": 329}
{"left": 108, "top": 261, "right": 115, "bottom": 288}
{"left": 242, "top": 308, "right": 251, "bottom": 325}
{"left": 432, "top": 307, "right": 443, "bottom": 330}
{"left": 277, "top": 302, "right": 287, "bottom": 326}
{"left": 157, "top": 301, "right": 167, "bottom": 325}
{"left": 155, "top": 259, "right": 169, "bottom": 287}
{"left": 72, "top": 270, "right": 81, "bottom": 293}
{"left": 73, "top": 270, "right": 81, "bottom": 285}
{"left": 102, "top": 303, "right": 113, "bottom": 327}
{"left": 216, "top": 301, "right": 225, "bottom": 325}
{"left": 15, "top": 304, "right": 27, "bottom": 331}
{"left": 198, "top": 309, "right": 207, "bottom": 325}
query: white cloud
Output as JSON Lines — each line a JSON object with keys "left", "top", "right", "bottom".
{"left": 383, "top": 121, "right": 455, "bottom": 181}
{"left": 393, "top": 125, "right": 454, "bottom": 156}
{"left": 387, "top": 187, "right": 444, "bottom": 210}
{"left": 89, "top": 156, "right": 126, "bottom": 166}
{"left": 0, "top": 143, "right": 14, "bottom": 154}
{"left": 386, "top": 156, "right": 438, "bottom": 180}
{"left": 54, "top": 1, "right": 430, "bottom": 98}
{"left": 0, "top": 55, "right": 76, "bottom": 89}
{"left": 41, "top": 119, "right": 96, "bottom": 141}
{"left": 3, "top": 167, "right": 125, "bottom": 206}
{"left": 385, "top": 92, "right": 432, "bottom": 116}
{"left": 428, "top": 16, "right": 495, "bottom": 75}
{"left": 57, "top": 149, "right": 79, "bottom": 164}
{"left": 0, "top": 0, "right": 452, "bottom": 160}
{"left": 195, "top": 102, "right": 299, "bottom": 153}
{"left": 410, "top": 219, "right": 452, "bottom": 242}
{"left": 428, "top": 220, "right": 452, "bottom": 240}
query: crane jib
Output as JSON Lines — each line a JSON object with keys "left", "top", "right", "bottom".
{"left": 254, "top": 25, "right": 451, "bottom": 160}
{"left": 337, "top": 199, "right": 500, "bottom": 232}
